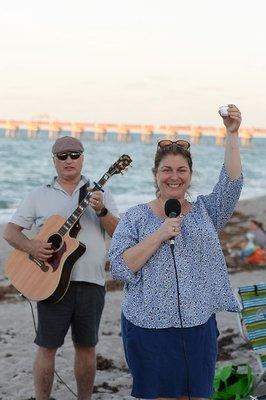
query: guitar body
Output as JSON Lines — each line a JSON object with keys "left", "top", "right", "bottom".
{"left": 5, "top": 215, "right": 86, "bottom": 303}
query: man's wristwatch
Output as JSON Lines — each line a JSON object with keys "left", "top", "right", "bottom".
{"left": 96, "top": 207, "right": 108, "bottom": 217}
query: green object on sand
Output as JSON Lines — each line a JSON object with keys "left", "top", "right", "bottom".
{"left": 212, "top": 364, "right": 254, "bottom": 400}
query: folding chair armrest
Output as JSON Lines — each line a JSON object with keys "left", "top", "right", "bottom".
{"left": 234, "top": 288, "right": 248, "bottom": 341}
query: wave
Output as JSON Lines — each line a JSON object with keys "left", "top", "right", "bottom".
{"left": 0, "top": 200, "right": 11, "bottom": 209}
{"left": 0, "top": 135, "right": 266, "bottom": 223}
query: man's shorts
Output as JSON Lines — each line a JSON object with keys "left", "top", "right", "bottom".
{"left": 34, "top": 282, "right": 105, "bottom": 348}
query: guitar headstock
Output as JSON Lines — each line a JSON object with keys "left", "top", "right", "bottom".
{"left": 108, "top": 154, "right": 132, "bottom": 176}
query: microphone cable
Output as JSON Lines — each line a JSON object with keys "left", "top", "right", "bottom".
{"left": 169, "top": 242, "right": 191, "bottom": 400}
{"left": 24, "top": 295, "right": 78, "bottom": 398}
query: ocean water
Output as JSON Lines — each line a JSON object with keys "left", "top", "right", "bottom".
{"left": 1, "top": 130, "right": 266, "bottom": 223}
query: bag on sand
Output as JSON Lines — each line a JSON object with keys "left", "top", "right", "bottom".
{"left": 245, "top": 247, "right": 266, "bottom": 264}
{"left": 211, "top": 364, "right": 254, "bottom": 400}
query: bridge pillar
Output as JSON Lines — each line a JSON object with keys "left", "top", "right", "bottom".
{"left": 164, "top": 127, "right": 178, "bottom": 140}
{"left": 48, "top": 123, "right": 61, "bottom": 140}
{"left": 71, "top": 124, "right": 84, "bottom": 140}
{"left": 94, "top": 125, "right": 107, "bottom": 141}
{"left": 27, "top": 122, "right": 40, "bottom": 139}
{"left": 116, "top": 126, "right": 131, "bottom": 142}
{"left": 240, "top": 129, "right": 252, "bottom": 147}
{"left": 140, "top": 126, "right": 153, "bottom": 143}
{"left": 215, "top": 128, "right": 226, "bottom": 146}
{"left": 5, "top": 121, "right": 19, "bottom": 138}
{"left": 190, "top": 127, "right": 202, "bottom": 144}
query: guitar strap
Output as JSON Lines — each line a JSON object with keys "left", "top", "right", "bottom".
{"left": 70, "top": 182, "right": 90, "bottom": 238}
{"left": 78, "top": 181, "right": 90, "bottom": 203}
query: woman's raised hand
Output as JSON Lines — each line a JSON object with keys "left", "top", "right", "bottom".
{"left": 222, "top": 104, "right": 242, "bottom": 134}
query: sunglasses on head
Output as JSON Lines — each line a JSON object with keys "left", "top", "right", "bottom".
{"left": 157, "top": 139, "right": 190, "bottom": 150}
{"left": 55, "top": 151, "right": 83, "bottom": 161}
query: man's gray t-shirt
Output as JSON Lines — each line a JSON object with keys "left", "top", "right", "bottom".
{"left": 10, "top": 176, "right": 119, "bottom": 286}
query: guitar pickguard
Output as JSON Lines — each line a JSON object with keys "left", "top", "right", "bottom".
{"left": 47, "top": 242, "right": 67, "bottom": 272}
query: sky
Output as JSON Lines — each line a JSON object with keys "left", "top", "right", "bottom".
{"left": 1, "top": 0, "right": 266, "bottom": 128}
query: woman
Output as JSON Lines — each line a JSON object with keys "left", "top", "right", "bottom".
{"left": 249, "top": 220, "right": 266, "bottom": 248}
{"left": 227, "top": 219, "right": 266, "bottom": 264}
{"left": 227, "top": 219, "right": 266, "bottom": 255}
{"left": 109, "top": 104, "right": 243, "bottom": 400}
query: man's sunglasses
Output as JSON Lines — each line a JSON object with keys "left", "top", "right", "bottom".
{"left": 157, "top": 139, "right": 190, "bottom": 150}
{"left": 55, "top": 151, "right": 83, "bottom": 161}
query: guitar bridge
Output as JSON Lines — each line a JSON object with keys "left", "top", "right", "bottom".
{"left": 29, "top": 255, "right": 49, "bottom": 272}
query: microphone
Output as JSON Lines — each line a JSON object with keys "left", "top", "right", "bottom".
{"left": 164, "top": 199, "right": 181, "bottom": 247}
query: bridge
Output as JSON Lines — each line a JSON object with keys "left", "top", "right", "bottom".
{"left": 1, "top": 119, "right": 266, "bottom": 146}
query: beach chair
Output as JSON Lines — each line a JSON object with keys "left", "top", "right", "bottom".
{"left": 235, "top": 283, "right": 266, "bottom": 397}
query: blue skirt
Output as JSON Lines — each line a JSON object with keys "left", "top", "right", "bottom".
{"left": 121, "top": 313, "right": 219, "bottom": 399}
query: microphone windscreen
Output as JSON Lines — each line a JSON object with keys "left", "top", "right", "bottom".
{"left": 164, "top": 199, "right": 181, "bottom": 218}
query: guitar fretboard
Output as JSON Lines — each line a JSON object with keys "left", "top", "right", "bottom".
{"left": 58, "top": 173, "right": 111, "bottom": 236}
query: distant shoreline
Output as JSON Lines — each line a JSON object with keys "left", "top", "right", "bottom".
{"left": 1, "top": 193, "right": 266, "bottom": 222}
{"left": 236, "top": 194, "right": 266, "bottom": 226}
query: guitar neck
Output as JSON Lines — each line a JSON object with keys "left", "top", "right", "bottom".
{"left": 58, "top": 173, "right": 111, "bottom": 236}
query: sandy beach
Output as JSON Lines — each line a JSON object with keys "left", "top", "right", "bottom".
{"left": 0, "top": 196, "right": 266, "bottom": 399}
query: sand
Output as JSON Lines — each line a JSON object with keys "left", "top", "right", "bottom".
{"left": 0, "top": 197, "right": 265, "bottom": 399}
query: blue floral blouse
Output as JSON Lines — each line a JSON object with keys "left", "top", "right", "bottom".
{"left": 109, "top": 166, "right": 243, "bottom": 328}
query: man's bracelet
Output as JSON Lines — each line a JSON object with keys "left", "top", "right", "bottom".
{"left": 96, "top": 207, "right": 108, "bottom": 217}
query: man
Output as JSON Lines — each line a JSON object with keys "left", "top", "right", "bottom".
{"left": 3, "top": 136, "right": 119, "bottom": 400}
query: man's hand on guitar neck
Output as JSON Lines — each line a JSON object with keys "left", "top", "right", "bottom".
{"left": 87, "top": 189, "right": 104, "bottom": 214}
{"left": 28, "top": 240, "right": 54, "bottom": 261}
{"left": 87, "top": 189, "right": 119, "bottom": 236}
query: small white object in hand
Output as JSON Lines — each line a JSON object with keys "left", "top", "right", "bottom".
{"left": 219, "top": 105, "right": 229, "bottom": 117}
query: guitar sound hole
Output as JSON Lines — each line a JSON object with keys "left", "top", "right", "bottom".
{"left": 47, "top": 233, "right": 64, "bottom": 252}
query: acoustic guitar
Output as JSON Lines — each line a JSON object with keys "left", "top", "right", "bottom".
{"left": 5, "top": 154, "right": 132, "bottom": 303}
